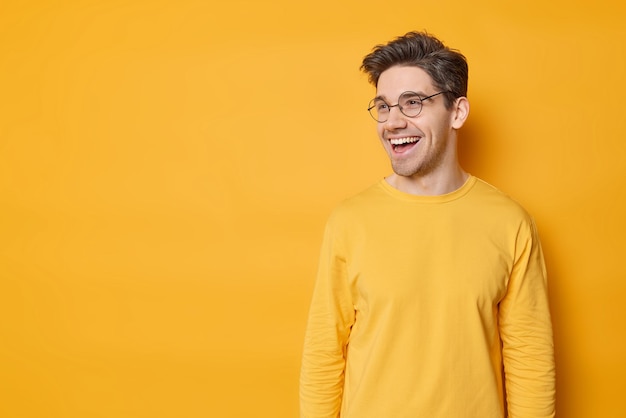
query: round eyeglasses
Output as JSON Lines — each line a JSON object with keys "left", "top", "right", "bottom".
{"left": 367, "top": 91, "right": 450, "bottom": 123}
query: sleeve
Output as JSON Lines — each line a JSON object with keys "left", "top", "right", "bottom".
{"left": 498, "top": 217, "right": 556, "bottom": 418}
{"left": 299, "top": 213, "right": 356, "bottom": 418}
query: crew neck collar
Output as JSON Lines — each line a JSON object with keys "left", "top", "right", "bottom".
{"left": 378, "top": 175, "right": 476, "bottom": 203}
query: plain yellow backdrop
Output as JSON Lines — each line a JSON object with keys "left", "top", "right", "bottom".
{"left": 1, "top": 1, "right": 625, "bottom": 417}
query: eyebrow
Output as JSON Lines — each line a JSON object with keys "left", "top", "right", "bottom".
{"left": 373, "top": 91, "right": 428, "bottom": 102}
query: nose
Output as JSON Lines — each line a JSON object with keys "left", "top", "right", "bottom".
{"left": 383, "top": 105, "right": 407, "bottom": 130}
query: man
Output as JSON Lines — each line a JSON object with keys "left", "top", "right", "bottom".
{"left": 300, "top": 31, "right": 555, "bottom": 418}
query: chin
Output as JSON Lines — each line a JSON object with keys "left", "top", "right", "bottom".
{"left": 392, "top": 167, "right": 421, "bottom": 177}
{"left": 391, "top": 161, "right": 421, "bottom": 177}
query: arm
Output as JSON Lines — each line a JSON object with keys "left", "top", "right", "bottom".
{"left": 300, "top": 216, "right": 355, "bottom": 418}
{"left": 499, "top": 218, "right": 556, "bottom": 418}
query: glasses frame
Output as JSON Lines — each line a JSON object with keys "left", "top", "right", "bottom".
{"left": 367, "top": 91, "right": 450, "bottom": 123}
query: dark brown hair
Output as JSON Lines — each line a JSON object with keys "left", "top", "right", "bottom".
{"left": 360, "top": 31, "right": 468, "bottom": 109}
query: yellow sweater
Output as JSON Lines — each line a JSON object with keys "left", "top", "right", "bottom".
{"left": 300, "top": 176, "right": 555, "bottom": 418}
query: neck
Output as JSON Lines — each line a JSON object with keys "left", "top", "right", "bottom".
{"left": 386, "top": 165, "right": 469, "bottom": 196}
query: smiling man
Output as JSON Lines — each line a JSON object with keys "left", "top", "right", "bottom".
{"left": 300, "top": 32, "right": 555, "bottom": 418}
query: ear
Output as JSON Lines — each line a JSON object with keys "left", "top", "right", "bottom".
{"left": 451, "top": 97, "right": 469, "bottom": 129}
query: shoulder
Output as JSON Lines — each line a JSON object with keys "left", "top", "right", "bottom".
{"left": 328, "top": 181, "right": 386, "bottom": 216}
{"left": 469, "top": 177, "right": 533, "bottom": 221}
{"left": 322, "top": 181, "right": 388, "bottom": 235}
{"left": 467, "top": 178, "right": 541, "bottom": 248}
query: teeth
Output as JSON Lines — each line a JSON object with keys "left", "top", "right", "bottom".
{"left": 390, "top": 137, "right": 419, "bottom": 145}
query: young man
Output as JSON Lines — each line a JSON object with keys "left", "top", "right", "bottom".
{"left": 300, "top": 32, "right": 555, "bottom": 418}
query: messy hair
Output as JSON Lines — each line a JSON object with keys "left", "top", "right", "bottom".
{"left": 360, "top": 31, "right": 468, "bottom": 108}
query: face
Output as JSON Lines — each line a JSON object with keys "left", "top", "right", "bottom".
{"left": 374, "top": 65, "right": 465, "bottom": 180}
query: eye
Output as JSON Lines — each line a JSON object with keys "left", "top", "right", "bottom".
{"left": 376, "top": 102, "right": 389, "bottom": 112}
{"left": 402, "top": 97, "right": 421, "bottom": 109}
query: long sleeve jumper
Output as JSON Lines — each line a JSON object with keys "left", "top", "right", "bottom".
{"left": 300, "top": 176, "right": 555, "bottom": 418}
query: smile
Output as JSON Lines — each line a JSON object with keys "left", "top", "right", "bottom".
{"left": 389, "top": 136, "right": 420, "bottom": 152}
{"left": 389, "top": 136, "right": 419, "bottom": 145}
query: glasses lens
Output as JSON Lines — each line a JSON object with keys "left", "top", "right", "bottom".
{"left": 368, "top": 99, "right": 388, "bottom": 122}
{"left": 399, "top": 92, "right": 422, "bottom": 117}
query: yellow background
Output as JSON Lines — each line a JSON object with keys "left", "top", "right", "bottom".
{"left": 1, "top": 1, "right": 625, "bottom": 417}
